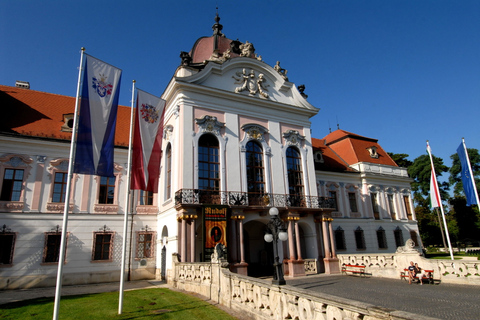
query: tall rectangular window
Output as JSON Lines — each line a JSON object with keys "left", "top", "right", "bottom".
{"left": 137, "top": 232, "right": 155, "bottom": 258}
{"left": 198, "top": 135, "right": 220, "bottom": 191}
{"left": 0, "top": 233, "right": 16, "bottom": 265}
{"left": 329, "top": 191, "right": 338, "bottom": 211}
{"left": 403, "top": 196, "right": 413, "bottom": 220}
{"left": 371, "top": 193, "right": 379, "bottom": 219}
{"left": 354, "top": 228, "right": 366, "bottom": 250}
{"left": 44, "top": 233, "right": 62, "bottom": 263}
{"left": 0, "top": 169, "right": 24, "bottom": 201}
{"left": 99, "top": 176, "right": 115, "bottom": 204}
{"left": 394, "top": 228, "right": 404, "bottom": 247}
{"left": 376, "top": 228, "right": 388, "bottom": 249}
{"left": 52, "top": 172, "right": 68, "bottom": 203}
{"left": 140, "top": 191, "right": 154, "bottom": 206}
{"left": 410, "top": 231, "right": 419, "bottom": 246}
{"left": 286, "top": 147, "right": 304, "bottom": 196}
{"left": 388, "top": 194, "right": 396, "bottom": 219}
{"left": 348, "top": 192, "right": 358, "bottom": 212}
{"left": 93, "top": 233, "right": 113, "bottom": 261}
{"left": 334, "top": 228, "right": 346, "bottom": 250}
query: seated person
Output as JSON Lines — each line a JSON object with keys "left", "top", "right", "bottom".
{"left": 407, "top": 261, "right": 416, "bottom": 284}
{"left": 414, "top": 263, "right": 428, "bottom": 285}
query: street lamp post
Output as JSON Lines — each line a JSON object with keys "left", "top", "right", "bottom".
{"left": 264, "top": 207, "right": 288, "bottom": 285}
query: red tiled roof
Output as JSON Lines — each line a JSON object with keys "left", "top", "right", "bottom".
{"left": 323, "top": 129, "right": 397, "bottom": 167}
{"left": 0, "top": 85, "right": 130, "bottom": 147}
{"left": 311, "top": 138, "right": 354, "bottom": 172}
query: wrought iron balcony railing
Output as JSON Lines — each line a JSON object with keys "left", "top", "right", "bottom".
{"left": 174, "top": 189, "right": 336, "bottom": 210}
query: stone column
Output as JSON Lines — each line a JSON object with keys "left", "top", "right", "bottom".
{"left": 288, "top": 220, "right": 296, "bottom": 260}
{"left": 181, "top": 218, "right": 187, "bottom": 262}
{"left": 286, "top": 215, "right": 305, "bottom": 277}
{"left": 328, "top": 219, "right": 337, "bottom": 258}
{"left": 229, "top": 212, "right": 248, "bottom": 275}
{"left": 322, "top": 217, "right": 331, "bottom": 259}
{"left": 322, "top": 215, "right": 340, "bottom": 274}
{"left": 294, "top": 220, "right": 302, "bottom": 260}
{"left": 314, "top": 216, "right": 325, "bottom": 273}
{"left": 190, "top": 218, "right": 196, "bottom": 262}
{"left": 239, "top": 218, "right": 246, "bottom": 263}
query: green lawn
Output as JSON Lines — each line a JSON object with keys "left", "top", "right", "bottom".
{"left": 425, "top": 252, "right": 479, "bottom": 260}
{"left": 0, "top": 288, "right": 238, "bottom": 320}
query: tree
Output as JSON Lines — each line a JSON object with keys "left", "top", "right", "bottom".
{"left": 387, "top": 152, "right": 413, "bottom": 169}
{"left": 449, "top": 196, "right": 480, "bottom": 243}
{"left": 408, "top": 154, "right": 450, "bottom": 247}
{"left": 449, "top": 148, "right": 480, "bottom": 197}
{"left": 408, "top": 154, "right": 449, "bottom": 208}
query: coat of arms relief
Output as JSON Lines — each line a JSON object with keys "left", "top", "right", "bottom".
{"left": 232, "top": 69, "right": 269, "bottom": 99}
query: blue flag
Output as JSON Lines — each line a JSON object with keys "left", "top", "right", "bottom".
{"left": 457, "top": 143, "right": 477, "bottom": 206}
{"left": 74, "top": 54, "right": 122, "bottom": 176}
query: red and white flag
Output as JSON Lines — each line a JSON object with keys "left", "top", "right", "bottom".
{"left": 130, "top": 89, "right": 166, "bottom": 192}
{"left": 427, "top": 141, "right": 442, "bottom": 208}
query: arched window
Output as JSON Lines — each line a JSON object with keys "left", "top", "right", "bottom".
{"left": 246, "top": 141, "right": 265, "bottom": 195}
{"left": 286, "top": 147, "right": 304, "bottom": 196}
{"left": 198, "top": 134, "right": 220, "bottom": 191}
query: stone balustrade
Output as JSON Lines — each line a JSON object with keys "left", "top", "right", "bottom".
{"left": 337, "top": 252, "right": 480, "bottom": 285}
{"left": 170, "top": 253, "right": 428, "bottom": 320}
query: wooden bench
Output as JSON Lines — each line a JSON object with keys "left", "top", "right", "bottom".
{"left": 341, "top": 264, "right": 366, "bottom": 277}
{"left": 400, "top": 269, "right": 435, "bottom": 284}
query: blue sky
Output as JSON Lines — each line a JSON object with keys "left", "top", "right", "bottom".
{"left": 1, "top": 0, "right": 479, "bottom": 176}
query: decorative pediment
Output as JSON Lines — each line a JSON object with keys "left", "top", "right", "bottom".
{"left": 283, "top": 130, "right": 305, "bottom": 147}
{"left": 241, "top": 123, "right": 268, "bottom": 142}
{"left": 195, "top": 115, "right": 225, "bottom": 136}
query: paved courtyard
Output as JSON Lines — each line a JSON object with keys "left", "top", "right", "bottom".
{"left": 286, "top": 274, "right": 480, "bottom": 320}
{"left": 1, "top": 275, "right": 479, "bottom": 320}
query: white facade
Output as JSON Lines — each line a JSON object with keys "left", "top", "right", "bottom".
{"left": 0, "top": 18, "right": 421, "bottom": 288}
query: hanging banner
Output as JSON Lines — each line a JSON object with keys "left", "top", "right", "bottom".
{"left": 203, "top": 205, "right": 228, "bottom": 261}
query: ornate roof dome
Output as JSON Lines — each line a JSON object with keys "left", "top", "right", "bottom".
{"left": 179, "top": 11, "right": 259, "bottom": 68}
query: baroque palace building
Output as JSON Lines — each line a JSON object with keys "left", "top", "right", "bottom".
{"left": 0, "top": 15, "right": 420, "bottom": 288}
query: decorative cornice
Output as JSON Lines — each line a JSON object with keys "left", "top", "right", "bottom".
{"left": 46, "top": 203, "right": 74, "bottom": 213}
{"left": 0, "top": 154, "right": 33, "bottom": 167}
{"left": 136, "top": 205, "right": 159, "bottom": 215}
{"left": 94, "top": 204, "right": 119, "bottom": 214}
{"left": 0, "top": 201, "right": 24, "bottom": 212}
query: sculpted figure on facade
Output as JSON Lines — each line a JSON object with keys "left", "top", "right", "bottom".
{"left": 239, "top": 41, "right": 255, "bottom": 57}
{"left": 395, "top": 238, "right": 419, "bottom": 254}
{"left": 274, "top": 61, "right": 288, "bottom": 81}
{"left": 233, "top": 69, "right": 269, "bottom": 99}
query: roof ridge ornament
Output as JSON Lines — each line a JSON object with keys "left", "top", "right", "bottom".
{"left": 212, "top": 8, "right": 224, "bottom": 37}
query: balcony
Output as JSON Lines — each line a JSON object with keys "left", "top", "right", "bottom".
{"left": 174, "top": 189, "right": 336, "bottom": 210}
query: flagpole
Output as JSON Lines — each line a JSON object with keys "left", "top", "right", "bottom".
{"left": 119, "top": 80, "right": 136, "bottom": 314}
{"left": 53, "top": 47, "right": 85, "bottom": 320}
{"left": 462, "top": 138, "right": 480, "bottom": 206}
{"left": 426, "top": 141, "right": 455, "bottom": 262}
